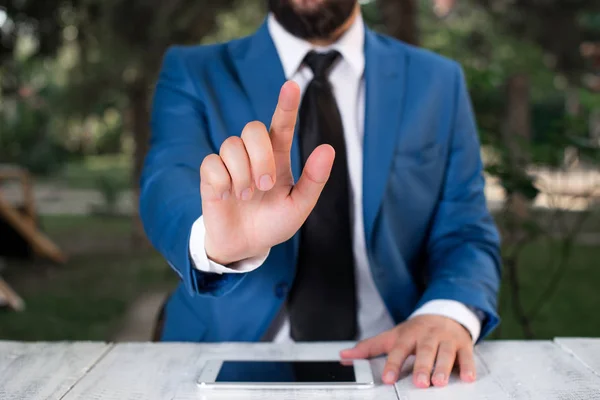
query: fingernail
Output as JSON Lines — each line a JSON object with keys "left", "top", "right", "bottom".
{"left": 434, "top": 372, "right": 446, "bottom": 384}
{"left": 384, "top": 371, "right": 396, "bottom": 383}
{"left": 222, "top": 190, "right": 230, "bottom": 200}
{"left": 463, "top": 370, "right": 476, "bottom": 382}
{"left": 259, "top": 175, "right": 273, "bottom": 191}
{"left": 416, "top": 373, "right": 429, "bottom": 387}
{"left": 241, "top": 188, "right": 252, "bottom": 201}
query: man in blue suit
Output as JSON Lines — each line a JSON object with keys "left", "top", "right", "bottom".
{"left": 140, "top": 0, "right": 501, "bottom": 389}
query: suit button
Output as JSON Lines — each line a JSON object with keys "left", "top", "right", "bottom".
{"left": 274, "top": 282, "right": 289, "bottom": 299}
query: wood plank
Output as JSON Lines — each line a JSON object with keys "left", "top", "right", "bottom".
{"left": 393, "top": 341, "right": 600, "bottom": 399}
{"left": 62, "top": 342, "right": 399, "bottom": 400}
{"left": 0, "top": 341, "right": 110, "bottom": 400}
{"left": 393, "top": 350, "right": 506, "bottom": 399}
{"left": 555, "top": 338, "right": 600, "bottom": 377}
{"left": 474, "top": 341, "right": 600, "bottom": 399}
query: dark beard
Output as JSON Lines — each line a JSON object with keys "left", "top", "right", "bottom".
{"left": 268, "top": 0, "right": 357, "bottom": 40}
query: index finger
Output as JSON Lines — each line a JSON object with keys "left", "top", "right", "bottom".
{"left": 340, "top": 330, "right": 396, "bottom": 359}
{"left": 269, "top": 81, "right": 301, "bottom": 154}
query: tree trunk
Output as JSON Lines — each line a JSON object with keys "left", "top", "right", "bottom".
{"left": 503, "top": 73, "right": 531, "bottom": 219}
{"left": 502, "top": 73, "right": 534, "bottom": 338}
{"left": 376, "top": 0, "right": 419, "bottom": 46}
{"left": 504, "top": 74, "right": 531, "bottom": 145}
{"left": 591, "top": 109, "right": 600, "bottom": 146}
{"left": 128, "top": 79, "right": 152, "bottom": 249}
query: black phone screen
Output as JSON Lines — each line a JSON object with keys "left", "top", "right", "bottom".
{"left": 215, "top": 361, "right": 356, "bottom": 383}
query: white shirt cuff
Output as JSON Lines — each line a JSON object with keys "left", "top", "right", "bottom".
{"left": 409, "top": 300, "right": 482, "bottom": 343}
{"left": 189, "top": 216, "right": 269, "bottom": 275}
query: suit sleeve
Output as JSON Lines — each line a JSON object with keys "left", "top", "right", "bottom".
{"left": 139, "top": 47, "right": 246, "bottom": 297}
{"left": 416, "top": 64, "right": 502, "bottom": 341}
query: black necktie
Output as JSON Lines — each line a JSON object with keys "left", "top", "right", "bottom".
{"left": 287, "top": 50, "right": 357, "bottom": 341}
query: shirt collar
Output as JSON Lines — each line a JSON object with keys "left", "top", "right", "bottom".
{"left": 267, "top": 12, "right": 365, "bottom": 79}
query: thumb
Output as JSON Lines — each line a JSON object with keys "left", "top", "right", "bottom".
{"left": 289, "top": 144, "right": 334, "bottom": 217}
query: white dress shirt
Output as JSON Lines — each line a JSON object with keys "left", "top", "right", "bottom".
{"left": 189, "top": 13, "right": 481, "bottom": 343}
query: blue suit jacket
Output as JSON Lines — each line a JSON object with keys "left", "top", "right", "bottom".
{"left": 140, "top": 21, "right": 502, "bottom": 343}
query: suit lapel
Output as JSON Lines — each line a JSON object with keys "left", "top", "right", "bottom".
{"left": 362, "top": 30, "right": 408, "bottom": 246}
{"left": 228, "top": 20, "right": 302, "bottom": 183}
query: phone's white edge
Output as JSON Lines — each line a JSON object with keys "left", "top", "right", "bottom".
{"left": 353, "top": 359, "right": 375, "bottom": 385}
{"left": 198, "top": 382, "right": 375, "bottom": 390}
{"left": 198, "top": 359, "right": 222, "bottom": 384}
{"left": 197, "top": 359, "right": 375, "bottom": 390}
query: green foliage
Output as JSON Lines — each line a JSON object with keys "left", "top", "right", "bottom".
{"left": 95, "top": 123, "right": 123, "bottom": 155}
{"left": 0, "top": 0, "right": 68, "bottom": 64}
{"left": 202, "top": 0, "right": 266, "bottom": 43}
{"left": 421, "top": 2, "right": 565, "bottom": 147}
{"left": 55, "top": 154, "right": 130, "bottom": 190}
{"left": 94, "top": 174, "right": 124, "bottom": 212}
{"left": 67, "top": 0, "right": 241, "bottom": 99}
{"left": 471, "top": 1, "right": 600, "bottom": 83}
{"left": 420, "top": 1, "right": 599, "bottom": 196}
{"left": 361, "top": 1, "right": 384, "bottom": 31}
{"left": 2, "top": 0, "right": 246, "bottom": 180}
{"left": 485, "top": 163, "right": 540, "bottom": 201}
{"left": 0, "top": 99, "right": 71, "bottom": 175}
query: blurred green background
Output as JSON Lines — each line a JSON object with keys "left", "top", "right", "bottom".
{"left": 0, "top": 0, "right": 599, "bottom": 342}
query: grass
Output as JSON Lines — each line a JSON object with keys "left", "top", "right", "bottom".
{"left": 40, "top": 214, "right": 131, "bottom": 237}
{"left": 495, "top": 240, "right": 600, "bottom": 340}
{"left": 0, "top": 215, "right": 177, "bottom": 341}
{"left": 0, "top": 214, "right": 598, "bottom": 342}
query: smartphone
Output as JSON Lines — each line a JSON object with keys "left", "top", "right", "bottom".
{"left": 197, "top": 359, "right": 375, "bottom": 390}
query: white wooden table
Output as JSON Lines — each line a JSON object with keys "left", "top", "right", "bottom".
{"left": 1, "top": 339, "right": 599, "bottom": 399}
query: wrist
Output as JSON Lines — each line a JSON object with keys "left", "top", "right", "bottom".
{"left": 204, "top": 235, "right": 269, "bottom": 266}
{"left": 204, "top": 237, "right": 239, "bottom": 266}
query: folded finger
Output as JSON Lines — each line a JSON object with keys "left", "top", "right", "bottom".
{"left": 220, "top": 136, "right": 253, "bottom": 201}
{"left": 241, "top": 121, "right": 276, "bottom": 191}
{"left": 200, "top": 154, "right": 232, "bottom": 201}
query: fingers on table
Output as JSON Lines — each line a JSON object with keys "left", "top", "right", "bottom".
{"left": 413, "top": 337, "right": 440, "bottom": 389}
{"left": 411, "top": 340, "right": 475, "bottom": 389}
{"left": 457, "top": 346, "right": 477, "bottom": 383}
{"left": 382, "top": 341, "right": 413, "bottom": 384}
{"left": 431, "top": 341, "right": 457, "bottom": 387}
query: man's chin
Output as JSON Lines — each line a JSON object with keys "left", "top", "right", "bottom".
{"left": 270, "top": 0, "right": 357, "bottom": 41}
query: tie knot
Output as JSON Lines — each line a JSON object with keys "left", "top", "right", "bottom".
{"left": 303, "top": 50, "right": 341, "bottom": 81}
